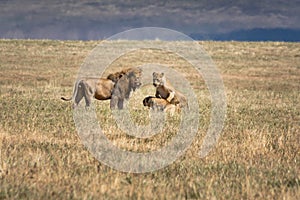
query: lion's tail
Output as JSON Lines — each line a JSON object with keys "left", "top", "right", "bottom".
{"left": 61, "top": 79, "right": 81, "bottom": 102}
{"left": 61, "top": 96, "right": 72, "bottom": 101}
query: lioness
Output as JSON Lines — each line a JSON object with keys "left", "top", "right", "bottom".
{"left": 61, "top": 67, "right": 142, "bottom": 109}
{"left": 152, "top": 72, "right": 188, "bottom": 108}
{"left": 143, "top": 96, "right": 178, "bottom": 115}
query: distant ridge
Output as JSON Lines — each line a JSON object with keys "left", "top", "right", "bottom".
{"left": 190, "top": 28, "right": 300, "bottom": 42}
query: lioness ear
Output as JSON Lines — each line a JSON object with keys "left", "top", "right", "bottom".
{"left": 136, "top": 67, "right": 142, "bottom": 73}
{"left": 161, "top": 72, "right": 164, "bottom": 76}
{"left": 153, "top": 72, "right": 156, "bottom": 76}
{"left": 162, "top": 76, "right": 166, "bottom": 84}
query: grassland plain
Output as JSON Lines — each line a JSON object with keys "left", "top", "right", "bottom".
{"left": 0, "top": 39, "right": 299, "bottom": 199}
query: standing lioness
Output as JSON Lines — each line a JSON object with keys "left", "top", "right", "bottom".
{"left": 152, "top": 72, "right": 188, "bottom": 108}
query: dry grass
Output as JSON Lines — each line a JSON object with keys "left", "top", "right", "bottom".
{"left": 0, "top": 39, "right": 299, "bottom": 199}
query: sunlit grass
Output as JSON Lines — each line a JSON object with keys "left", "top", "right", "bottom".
{"left": 0, "top": 40, "right": 299, "bottom": 199}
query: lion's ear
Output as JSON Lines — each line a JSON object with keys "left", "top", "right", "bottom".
{"left": 153, "top": 72, "right": 156, "bottom": 76}
{"left": 161, "top": 72, "right": 164, "bottom": 76}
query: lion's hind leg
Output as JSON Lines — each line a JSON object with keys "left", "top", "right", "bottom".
{"left": 81, "top": 80, "right": 94, "bottom": 107}
{"left": 73, "top": 80, "right": 85, "bottom": 108}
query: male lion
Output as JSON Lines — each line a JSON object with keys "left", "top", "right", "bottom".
{"left": 110, "top": 68, "right": 142, "bottom": 109}
{"left": 61, "top": 78, "right": 114, "bottom": 108}
{"left": 106, "top": 68, "right": 133, "bottom": 83}
{"left": 61, "top": 67, "right": 142, "bottom": 109}
{"left": 152, "top": 72, "right": 188, "bottom": 108}
{"left": 143, "top": 96, "right": 178, "bottom": 115}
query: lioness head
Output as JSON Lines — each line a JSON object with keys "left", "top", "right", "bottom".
{"left": 152, "top": 72, "right": 166, "bottom": 87}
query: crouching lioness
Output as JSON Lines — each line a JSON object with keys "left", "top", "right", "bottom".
{"left": 143, "top": 96, "right": 179, "bottom": 115}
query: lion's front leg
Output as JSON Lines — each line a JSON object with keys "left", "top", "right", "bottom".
{"left": 117, "top": 98, "right": 124, "bottom": 109}
{"left": 110, "top": 95, "right": 118, "bottom": 109}
{"left": 110, "top": 96, "right": 124, "bottom": 109}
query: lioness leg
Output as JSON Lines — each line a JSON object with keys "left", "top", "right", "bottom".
{"left": 166, "top": 91, "right": 175, "bottom": 102}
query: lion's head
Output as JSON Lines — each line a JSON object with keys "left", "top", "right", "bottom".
{"left": 127, "top": 68, "right": 142, "bottom": 91}
{"left": 110, "top": 67, "right": 142, "bottom": 109}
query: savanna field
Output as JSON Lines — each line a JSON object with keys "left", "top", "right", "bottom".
{"left": 0, "top": 40, "right": 299, "bottom": 199}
